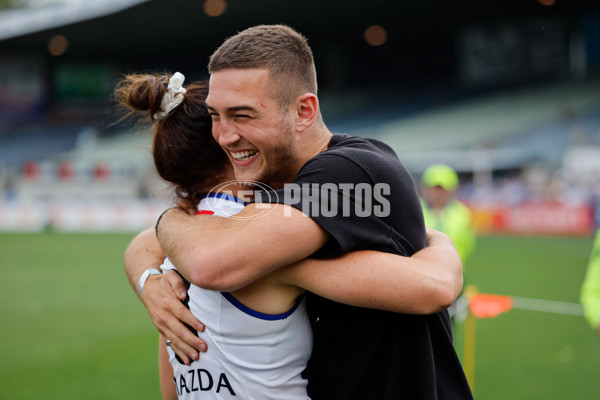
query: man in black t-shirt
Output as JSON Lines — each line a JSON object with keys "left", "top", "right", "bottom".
{"left": 126, "top": 25, "right": 472, "bottom": 399}
{"left": 268, "top": 133, "right": 470, "bottom": 399}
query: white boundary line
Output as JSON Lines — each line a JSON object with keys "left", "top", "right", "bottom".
{"left": 448, "top": 294, "right": 584, "bottom": 318}
{"left": 511, "top": 296, "right": 584, "bottom": 316}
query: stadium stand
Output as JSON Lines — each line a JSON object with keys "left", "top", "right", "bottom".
{"left": 0, "top": 0, "right": 599, "bottom": 232}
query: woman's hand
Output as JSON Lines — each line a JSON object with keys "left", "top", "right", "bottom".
{"left": 142, "top": 270, "right": 207, "bottom": 365}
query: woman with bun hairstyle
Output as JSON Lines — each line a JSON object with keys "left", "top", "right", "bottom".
{"left": 116, "top": 72, "right": 463, "bottom": 399}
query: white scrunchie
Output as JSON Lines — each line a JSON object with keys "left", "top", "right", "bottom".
{"left": 153, "top": 72, "right": 187, "bottom": 121}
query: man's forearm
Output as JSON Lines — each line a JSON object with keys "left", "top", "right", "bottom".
{"left": 124, "top": 227, "right": 165, "bottom": 301}
{"left": 155, "top": 208, "right": 198, "bottom": 280}
{"left": 156, "top": 208, "right": 260, "bottom": 290}
{"left": 156, "top": 204, "right": 329, "bottom": 291}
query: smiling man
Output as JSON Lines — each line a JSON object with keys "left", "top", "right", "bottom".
{"left": 126, "top": 25, "right": 472, "bottom": 399}
{"left": 205, "top": 67, "right": 311, "bottom": 187}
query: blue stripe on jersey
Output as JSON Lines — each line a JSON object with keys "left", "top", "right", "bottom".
{"left": 221, "top": 292, "right": 305, "bottom": 320}
{"left": 202, "top": 192, "right": 248, "bottom": 206}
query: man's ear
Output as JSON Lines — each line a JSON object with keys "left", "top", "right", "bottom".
{"left": 294, "top": 93, "right": 319, "bottom": 133}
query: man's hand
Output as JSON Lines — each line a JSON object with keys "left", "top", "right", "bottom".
{"left": 143, "top": 270, "right": 207, "bottom": 365}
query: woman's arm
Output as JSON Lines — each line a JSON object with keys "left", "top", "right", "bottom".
{"left": 280, "top": 227, "right": 463, "bottom": 314}
{"left": 124, "top": 227, "right": 206, "bottom": 365}
{"left": 159, "top": 334, "right": 178, "bottom": 400}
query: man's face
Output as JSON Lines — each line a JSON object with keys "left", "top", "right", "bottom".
{"left": 206, "top": 68, "right": 301, "bottom": 186}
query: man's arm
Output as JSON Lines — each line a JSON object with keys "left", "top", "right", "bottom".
{"left": 123, "top": 228, "right": 207, "bottom": 364}
{"left": 279, "top": 227, "right": 463, "bottom": 315}
{"left": 156, "top": 203, "right": 330, "bottom": 291}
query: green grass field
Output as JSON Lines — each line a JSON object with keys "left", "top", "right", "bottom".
{"left": 0, "top": 232, "right": 160, "bottom": 399}
{"left": 1, "top": 232, "right": 599, "bottom": 399}
{"left": 455, "top": 234, "right": 600, "bottom": 399}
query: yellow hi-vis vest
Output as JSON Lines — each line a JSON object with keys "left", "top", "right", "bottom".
{"left": 421, "top": 198, "right": 477, "bottom": 265}
{"left": 581, "top": 229, "right": 600, "bottom": 330}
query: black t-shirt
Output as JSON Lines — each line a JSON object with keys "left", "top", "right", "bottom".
{"left": 269, "top": 134, "right": 473, "bottom": 399}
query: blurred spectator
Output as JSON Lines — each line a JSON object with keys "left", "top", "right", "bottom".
{"left": 580, "top": 228, "right": 600, "bottom": 336}
{"left": 420, "top": 164, "right": 477, "bottom": 269}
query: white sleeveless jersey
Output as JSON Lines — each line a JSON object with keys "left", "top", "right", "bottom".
{"left": 161, "top": 194, "right": 313, "bottom": 399}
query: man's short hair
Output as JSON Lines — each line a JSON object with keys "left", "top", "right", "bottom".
{"left": 208, "top": 24, "right": 318, "bottom": 110}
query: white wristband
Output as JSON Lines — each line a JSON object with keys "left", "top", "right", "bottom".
{"left": 138, "top": 268, "right": 162, "bottom": 299}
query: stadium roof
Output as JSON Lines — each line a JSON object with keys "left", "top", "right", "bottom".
{"left": 2, "top": 0, "right": 599, "bottom": 59}
{"left": 0, "top": 0, "right": 148, "bottom": 41}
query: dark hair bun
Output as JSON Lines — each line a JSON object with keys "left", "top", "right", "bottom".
{"left": 115, "top": 73, "right": 169, "bottom": 120}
